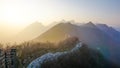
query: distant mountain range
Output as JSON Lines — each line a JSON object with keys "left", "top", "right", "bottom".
{"left": 10, "top": 21, "right": 62, "bottom": 43}
{"left": 34, "top": 22, "right": 120, "bottom": 64}
{"left": 13, "top": 22, "right": 45, "bottom": 41}
{"left": 96, "top": 24, "right": 120, "bottom": 42}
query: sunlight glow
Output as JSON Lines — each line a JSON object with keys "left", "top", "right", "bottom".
{"left": 0, "top": 1, "right": 56, "bottom": 27}
{"left": 2, "top": 6, "right": 25, "bottom": 25}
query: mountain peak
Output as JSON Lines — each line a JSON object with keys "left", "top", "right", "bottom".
{"left": 30, "top": 22, "right": 44, "bottom": 27}
{"left": 83, "top": 21, "right": 97, "bottom": 28}
{"left": 86, "top": 21, "right": 95, "bottom": 26}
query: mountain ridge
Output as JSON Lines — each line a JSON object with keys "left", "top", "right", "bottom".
{"left": 34, "top": 22, "right": 120, "bottom": 64}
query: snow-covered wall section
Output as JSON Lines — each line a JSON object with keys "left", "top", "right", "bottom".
{"left": 27, "top": 42, "right": 82, "bottom": 68}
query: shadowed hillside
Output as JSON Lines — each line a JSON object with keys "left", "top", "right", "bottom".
{"left": 97, "top": 24, "right": 120, "bottom": 42}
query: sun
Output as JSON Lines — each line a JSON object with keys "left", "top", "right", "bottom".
{"left": 2, "top": 6, "right": 28, "bottom": 26}
{"left": 1, "top": 4, "right": 53, "bottom": 27}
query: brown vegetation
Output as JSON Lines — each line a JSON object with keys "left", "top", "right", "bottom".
{"left": 2, "top": 37, "right": 79, "bottom": 67}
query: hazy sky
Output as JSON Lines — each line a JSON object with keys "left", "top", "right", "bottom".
{"left": 0, "top": 0, "right": 120, "bottom": 38}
